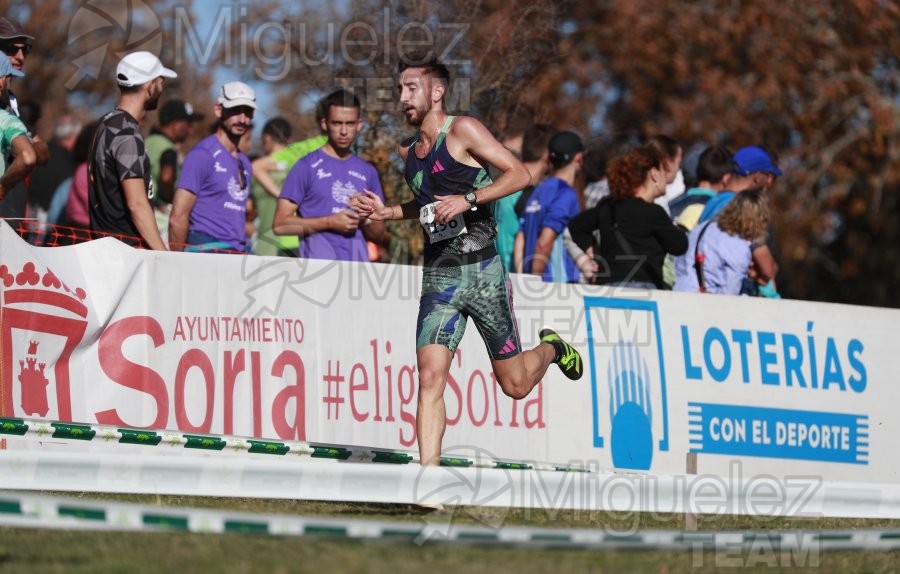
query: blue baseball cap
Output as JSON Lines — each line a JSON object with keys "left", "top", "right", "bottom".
{"left": 732, "top": 146, "right": 781, "bottom": 176}
{"left": 0, "top": 52, "right": 24, "bottom": 78}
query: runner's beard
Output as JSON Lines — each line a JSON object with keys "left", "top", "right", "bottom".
{"left": 405, "top": 104, "right": 427, "bottom": 126}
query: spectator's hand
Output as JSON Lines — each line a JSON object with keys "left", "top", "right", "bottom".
{"left": 747, "top": 262, "right": 762, "bottom": 282}
{"left": 331, "top": 210, "right": 362, "bottom": 234}
{"left": 350, "top": 190, "right": 389, "bottom": 221}
{"left": 575, "top": 253, "right": 599, "bottom": 280}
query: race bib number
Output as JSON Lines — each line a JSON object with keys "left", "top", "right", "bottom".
{"left": 419, "top": 202, "right": 467, "bottom": 244}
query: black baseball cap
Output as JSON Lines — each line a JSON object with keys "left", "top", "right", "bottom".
{"left": 549, "top": 131, "right": 584, "bottom": 165}
{"left": 0, "top": 18, "right": 33, "bottom": 41}
{"left": 159, "top": 99, "right": 204, "bottom": 125}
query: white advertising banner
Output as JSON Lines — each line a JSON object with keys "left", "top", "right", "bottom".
{"left": 0, "top": 223, "right": 891, "bottom": 484}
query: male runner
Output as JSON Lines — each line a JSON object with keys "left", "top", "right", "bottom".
{"left": 350, "top": 57, "right": 582, "bottom": 466}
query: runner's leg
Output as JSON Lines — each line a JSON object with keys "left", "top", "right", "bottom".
{"left": 416, "top": 344, "right": 453, "bottom": 466}
{"left": 491, "top": 345, "right": 557, "bottom": 399}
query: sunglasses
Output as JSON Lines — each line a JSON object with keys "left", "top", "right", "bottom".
{"left": 1, "top": 43, "right": 32, "bottom": 56}
{"left": 238, "top": 164, "right": 247, "bottom": 190}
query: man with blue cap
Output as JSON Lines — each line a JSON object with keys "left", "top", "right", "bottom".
{"left": 697, "top": 145, "right": 782, "bottom": 297}
{"left": 698, "top": 145, "right": 781, "bottom": 223}
{"left": 0, "top": 51, "right": 36, "bottom": 201}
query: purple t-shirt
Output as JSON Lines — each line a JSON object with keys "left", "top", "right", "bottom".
{"left": 177, "top": 134, "right": 252, "bottom": 250}
{"left": 280, "top": 148, "right": 385, "bottom": 261}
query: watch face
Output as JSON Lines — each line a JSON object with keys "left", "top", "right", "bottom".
{"left": 466, "top": 192, "right": 476, "bottom": 204}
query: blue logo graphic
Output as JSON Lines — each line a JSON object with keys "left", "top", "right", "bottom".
{"left": 585, "top": 297, "right": 670, "bottom": 471}
{"left": 608, "top": 342, "right": 654, "bottom": 469}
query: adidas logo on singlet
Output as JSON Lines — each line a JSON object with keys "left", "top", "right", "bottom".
{"left": 431, "top": 160, "right": 445, "bottom": 174}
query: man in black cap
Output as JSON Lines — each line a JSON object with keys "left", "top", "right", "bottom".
{"left": 0, "top": 17, "right": 48, "bottom": 219}
{"left": 0, "top": 17, "right": 33, "bottom": 111}
{"left": 145, "top": 99, "right": 203, "bottom": 238}
{"left": 514, "top": 130, "right": 585, "bottom": 283}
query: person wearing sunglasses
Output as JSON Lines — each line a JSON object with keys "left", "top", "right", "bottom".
{"left": 0, "top": 52, "right": 36, "bottom": 202}
{"left": 0, "top": 18, "right": 31, "bottom": 74}
{"left": 169, "top": 81, "right": 255, "bottom": 253}
{"left": 88, "top": 51, "right": 176, "bottom": 250}
{"left": 0, "top": 17, "right": 48, "bottom": 219}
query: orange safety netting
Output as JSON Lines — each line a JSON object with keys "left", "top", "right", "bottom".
{"left": 4, "top": 219, "right": 244, "bottom": 255}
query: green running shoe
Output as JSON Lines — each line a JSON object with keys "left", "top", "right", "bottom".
{"left": 539, "top": 328, "right": 583, "bottom": 381}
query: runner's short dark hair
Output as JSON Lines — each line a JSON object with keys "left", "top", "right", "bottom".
{"left": 397, "top": 53, "right": 449, "bottom": 85}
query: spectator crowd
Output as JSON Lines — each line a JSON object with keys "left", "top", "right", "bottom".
{"left": 0, "top": 15, "right": 784, "bottom": 299}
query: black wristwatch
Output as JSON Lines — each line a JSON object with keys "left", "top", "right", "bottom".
{"left": 465, "top": 191, "right": 478, "bottom": 211}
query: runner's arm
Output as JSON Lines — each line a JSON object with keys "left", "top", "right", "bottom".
{"left": 454, "top": 116, "right": 531, "bottom": 204}
{"left": 350, "top": 191, "right": 418, "bottom": 222}
{"left": 429, "top": 117, "right": 530, "bottom": 224}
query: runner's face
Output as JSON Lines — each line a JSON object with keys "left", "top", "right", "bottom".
{"left": 398, "top": 68, "right": 431, "bottom": 126}
{"left": 320, "top": 105, "right": 361, "bottom": 153}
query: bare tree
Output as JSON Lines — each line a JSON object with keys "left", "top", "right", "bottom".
{"left": 0, "top": 0, "right": 213, "bottom": 138}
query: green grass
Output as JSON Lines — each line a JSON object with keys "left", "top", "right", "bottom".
{"left": 1, "top": 494, "right": 900, "bottom": 573}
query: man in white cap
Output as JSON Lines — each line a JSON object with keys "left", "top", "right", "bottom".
{"left": 88, "top": 51, "right": 176, "bottom": 250}
{"left": 169, "top": 81, "right": 255, "bottom": 252}
{"left": 0, "top": 51, "right": 36, "bottom": 200}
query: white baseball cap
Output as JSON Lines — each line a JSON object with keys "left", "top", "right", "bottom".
{"left": 116, "top": 51, "right": 177, "bottom": 87}
{"left": 218, "top": 81, "right": 257, "bottom": 110}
